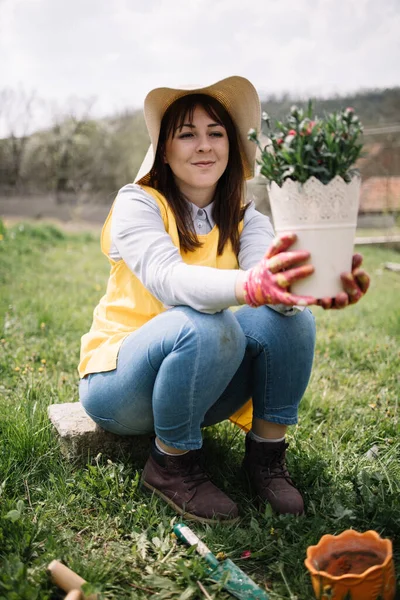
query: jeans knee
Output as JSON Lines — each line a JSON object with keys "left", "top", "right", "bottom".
{"left": 216, "top": 310, "right": 247, "bottom": 365}
{"left": 236, "top": 306, "right": 316, "bottom": 363}
{"left": 270, "top": 308, "right": 316, "bottom": 372}
{"left": 295, "top": 308, "right": 316, "bottom": 354}
{"left": 179, "top": 307, "right": 246, "bottom": 369}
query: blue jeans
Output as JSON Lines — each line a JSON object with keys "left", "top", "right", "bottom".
{"left": 79, "top": 305, "right": 316, "bottom": 450}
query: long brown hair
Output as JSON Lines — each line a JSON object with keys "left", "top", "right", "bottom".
{"left": 148, "top": 94, "right": 248, "bottom": 256}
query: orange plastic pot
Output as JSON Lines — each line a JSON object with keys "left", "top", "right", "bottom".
{"left": 304, "top": 530, "right": 396, "bottom": 600}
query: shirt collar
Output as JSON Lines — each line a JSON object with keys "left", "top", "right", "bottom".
{"left": 188, "top": 200, "right": 216, "bottom": 228}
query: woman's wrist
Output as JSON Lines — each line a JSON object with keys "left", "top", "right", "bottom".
{"left": 235, "top": 270, "right": 248, "bottom": 304}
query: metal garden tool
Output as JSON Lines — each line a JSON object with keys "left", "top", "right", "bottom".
{"left": 173, "top": 523, "right": 269, "bottom": 600}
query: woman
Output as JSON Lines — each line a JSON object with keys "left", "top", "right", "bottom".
{"left": 78, "top": 76, "right": 369, "bottom": 524}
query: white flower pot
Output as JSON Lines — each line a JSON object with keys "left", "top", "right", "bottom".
{"left": 268, "top": 175, "right": 361, "bottom": 299}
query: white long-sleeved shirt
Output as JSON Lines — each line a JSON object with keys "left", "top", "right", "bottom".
{"left": 110, "top": 184, "right": 299, "bottom": 315}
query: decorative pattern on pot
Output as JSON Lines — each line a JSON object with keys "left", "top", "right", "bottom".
{"left": 268, "top": 175, "right": 361, "bottom": 298}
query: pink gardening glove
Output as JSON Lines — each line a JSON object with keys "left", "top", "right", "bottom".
{"left": 243, "top": 233, "right": 317, "bottom": 307}
{"left": 317, "top": 253, "right": 370, "bottom": 309}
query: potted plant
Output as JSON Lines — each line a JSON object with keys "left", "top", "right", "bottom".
{"left": 248, "top": 103, "right": 364, "bottom": 298}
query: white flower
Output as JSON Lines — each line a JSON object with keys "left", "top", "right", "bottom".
{"left": 284, "top": 134, "right": 296, "bottom": 147}
{"left": 263, "top": 138, "right": 274, "bottom": 154}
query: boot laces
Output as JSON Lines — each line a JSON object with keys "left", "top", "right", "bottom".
{"left": 258, "top": 443, "right": 292, "bottom": 482}
{"left": 181, "top": 452, "right": 210, "bottom": 490}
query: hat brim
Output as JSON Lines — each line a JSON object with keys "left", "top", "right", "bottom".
{"left": 135, "top": 75, "right": 261, "bottom": 184}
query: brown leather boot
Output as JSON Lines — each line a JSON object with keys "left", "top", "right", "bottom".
{"left": 242, "top": 434, "right": 304, "bottom": 515}
{"left": 142, "top": 441, "right": 239, "bottom": 524}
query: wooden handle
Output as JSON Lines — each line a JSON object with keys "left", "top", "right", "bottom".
{"left": 64, "top": 591, "right": 83, "bottom": 600}
{"left": 47, "top": 561, "right": 98, "bottom": 600}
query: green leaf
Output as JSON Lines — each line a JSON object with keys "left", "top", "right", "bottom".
{"left": 178, "top": 586, "right": 198, "bottom": 600}
{"left": 5, "top": 510, "right": 21, "bottom": 523}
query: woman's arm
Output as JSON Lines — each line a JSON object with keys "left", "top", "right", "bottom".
{"left": 238, "top": 202, "right": 275, "bottom": 270}
{"left": 110, "top": 184, "right": 240, "bottom": 313}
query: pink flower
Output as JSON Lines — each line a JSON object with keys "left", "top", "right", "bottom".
{"left": 288, "top": 129, "right": 296, "bottom": 136}
{"left": 241, "top": 550, "right": 252, "bottom": 559}
{"left": 345, "top": 107, "right": 354, "bottom": 113}
{"left": 302, "top": 121, "right": 316, "bottom": 136}
{"left": 276, "top": 138, "right": 283, "bottom": 145}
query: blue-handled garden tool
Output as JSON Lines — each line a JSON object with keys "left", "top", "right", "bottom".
{"left": 173, "top": 523, "right": 269, "bottom": 600}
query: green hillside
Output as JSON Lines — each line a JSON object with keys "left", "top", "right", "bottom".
{"left": 0, "top": 87, "right": 399, "bottom": 197}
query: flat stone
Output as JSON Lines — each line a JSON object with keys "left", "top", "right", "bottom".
{"left": 384, "top": 262, "right": 400, "bottom": 273}
{"left": 355, "top": 235, "right": 400, "bottom": 245}
{"left": 48, "top": 402, "right": 151, "bottom": 462}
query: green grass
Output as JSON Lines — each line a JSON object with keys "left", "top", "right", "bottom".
{"left": 0, "top": 220, "right": 399, "bottom": 599}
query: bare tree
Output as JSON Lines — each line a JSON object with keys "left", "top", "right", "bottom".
{"left": 44, "top": 97, "right": 97, "bottom": 202}
{"left": 0, "top": 86, "right": 38, "bottom": 188}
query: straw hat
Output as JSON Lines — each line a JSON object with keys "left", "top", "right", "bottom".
{"left": 135, "top": 75, "right": 261, "bottom": 184}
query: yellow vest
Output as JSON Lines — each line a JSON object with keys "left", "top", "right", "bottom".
{"left": 78, "top": 185, "right": 253, "bottom": 431}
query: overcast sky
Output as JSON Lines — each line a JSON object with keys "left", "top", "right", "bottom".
{"left": 0, "top": 0, "right": 399, "bottom": 132}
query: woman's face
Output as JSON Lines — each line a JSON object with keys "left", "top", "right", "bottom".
{"left": 164, "top": 105, "right": 229, "bottom": 201}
